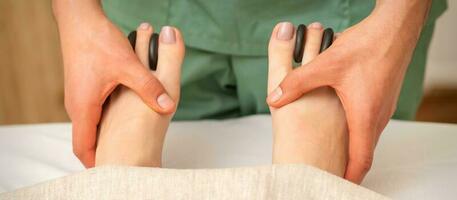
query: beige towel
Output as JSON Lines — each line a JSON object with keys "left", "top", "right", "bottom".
{"left": 0, "top": 164, "right": 389, "bottom": 200}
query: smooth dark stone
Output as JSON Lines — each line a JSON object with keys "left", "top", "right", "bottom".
{"left": 149, "top": 33, "right": 159, "bottom": 71}
{"left": 294, "top": 24, "right": 307, "bottom": 63}
{"left": 128, "top": 31, "right": 137, "bottom": 50}
{"left": 127, "top": 30, "right": 159, "bottom": 71}
{"left": 320, "top": 28, "right": 334, "bottom": 53}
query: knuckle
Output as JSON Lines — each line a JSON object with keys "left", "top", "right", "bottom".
{"left": 72, "top": 146, "right": 83, "bottom": 159}
{"left": 64, "top": 98, "right": 77, "bottom": 119}
{"left": 64, "top": 99, "right": 72, "bottom": 113}
{"left": 141, "top": 76, "right": 163, "bottom": 95}
{"left": 323, "top": 48, "right": 343, "bottom": 66}
{"left": 280, "top": 74, "right": 300, "bottom": 92}
{"left": 389, "top": 104, "right": 397, "bottom": 117}
{"left": 357, "top": 155, "right": 374, "bottom": 173}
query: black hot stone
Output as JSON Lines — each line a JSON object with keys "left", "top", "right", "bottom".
{"left": 149, "top": 33, "right": 159, "bottom": 71}
{"left": 128, "top": 31, "right": 137, "bottom": 50}
{"left": 127, "top": 31, "right": 159, "bottom": 71}
{"left": 320, "top": 28, "right": 334, "bottom": 53}
{"left": 294, "top": 24, "right": 307, "bottom": 63}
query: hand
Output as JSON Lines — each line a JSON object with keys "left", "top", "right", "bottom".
{"left": 53, "top": 0, "right": 175, "bottom": 168}
{"left": 96, "top": 25, "right": 185, "bottom": 167}
{"left": 268, "top": 22, "right": 348, "bottom": 177}
{"left": 266, "top": 1, "right": 431, "bottom": 183}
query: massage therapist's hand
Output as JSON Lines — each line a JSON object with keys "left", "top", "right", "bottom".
{"left": 267, "top": 0, "right": 432, "bottom": 183}
{"left": 53, "top": 0, "right": 175, "bottom": 168}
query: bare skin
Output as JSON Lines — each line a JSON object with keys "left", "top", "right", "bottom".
{"left": 269, "top": 22, "right": 348, "bottom": 177}
{"left": 54, "top": 0, "right": 432, "bottom": 182}
{"left": 52, "top": 0, "right": 175, "bottom": 168}
{"left": 95, "top": 22, "right": 347, "bottom": 178}
{"left": 95, "top": 24, "right": 185, "bottom": 167}
{"left": 267, "top": 0, "right": 433, "bottom": 183}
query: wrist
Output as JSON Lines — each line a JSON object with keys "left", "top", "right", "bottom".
{"left": 52, "top": 0, "right": 105, "bottom": 27}
{"left": 371, "top": 0, "right": 432, "bottom": 46}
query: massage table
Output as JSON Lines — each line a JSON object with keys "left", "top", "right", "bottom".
{"left": 0, "top": 115, "right": 456, "bottom": 199}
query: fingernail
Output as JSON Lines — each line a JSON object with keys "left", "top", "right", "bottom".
{"left": 139, "top": 22, "right": 150, "bottom": 30}
{"left": 161, "top": 26, "right": 176, "bottom": 44}
{"left": 309, "top": 22, "right": 323, "bottom": 29}
{"left": 268, "top": 87, "right": 283, "bottom": 103}
{"left": 276, "top": 22, "right": 294, "bottom": 41}
{"left": 157, "top": 93, "right": 175, "bottom": 110}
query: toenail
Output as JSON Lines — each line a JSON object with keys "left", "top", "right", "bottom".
{"left": 161, "top": 26, "right": 176, "bottom": 44}
{"left": 277, "top": 22, "right": 294, "bottom": 41}
{"left": 139, "top": 22, "right": 150, "bottom": 30}
{"left": 309, "top": 22, "right": 323, "bottom": 29}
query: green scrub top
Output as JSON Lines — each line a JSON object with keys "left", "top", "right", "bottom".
{"left": 102, "top": 0, "right": 447, "bottom": 120}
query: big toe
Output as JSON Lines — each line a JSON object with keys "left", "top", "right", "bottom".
{"left": 268, "top": 22, "right": 295, "bottom": 93}
{"left": 154, "top": 26, "right": 185, "bottom": 101}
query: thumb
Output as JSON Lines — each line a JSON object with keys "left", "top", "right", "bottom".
{"left": 267, "top": 57, "right": 336, "bottom": 108}
{"left": 118, "top": 62, "right": 175, "bottom": 114}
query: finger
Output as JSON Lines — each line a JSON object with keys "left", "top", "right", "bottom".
{"left": 135, "top": 22, "right": 154, "bottom": 67}
{"left": 155, "top": 26, "right": 185, "bottom": 101}
{"left": 344, "top": 122, "right": 376, "bottom": 184}
{"left": 267, "top": 22, "right": 295, "bottom": 94}
{"left": 71, "top": 103, "right": 101, "bottom": 168}
{"left": 302, "top": 22, "right": 324, "bottom": 65}
{"left": 266, "top": 55, "right": 335, "bottom": 107}
{"left": 119, "top": 61, "right": 175, "bottom": 114}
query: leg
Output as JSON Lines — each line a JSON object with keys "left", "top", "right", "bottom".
{"left": 268, "top": 22, "right": 348, "bottom": 176}
{"left": 95, "top": 24, "right": 185, "bottom": 167}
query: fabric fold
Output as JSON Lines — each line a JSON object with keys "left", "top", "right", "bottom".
{"left": 1, "top": 164, "right": 389, "bottom": 200}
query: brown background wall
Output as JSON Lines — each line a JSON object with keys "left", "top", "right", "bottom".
{"left": 0, "top": 0, "right": 68, "bottom": 124}
{"left": 0, "top": 1, "right": 455, "bottom": 125}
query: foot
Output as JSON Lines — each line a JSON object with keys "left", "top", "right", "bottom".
{"left": 268, "top": 22, "right": 348, "bottom": 176}
{"left": 95, "top": 24, "right": 185, "bottom": 167}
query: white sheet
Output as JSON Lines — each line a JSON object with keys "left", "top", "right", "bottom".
{"left": 0, "top": 115, "right": 456, "bottom": 199}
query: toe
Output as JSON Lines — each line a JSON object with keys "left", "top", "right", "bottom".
{"left": 135, "top": 22, "right": 154, "bottom": 67}
{"left": 268, "top": 22, "right": 295, "bottom": 94}
{"left": 302, "top": 22, "right": 324, "bottom": 65}
{"left": 155, "top": 26, "right": 185, "bottom": 101}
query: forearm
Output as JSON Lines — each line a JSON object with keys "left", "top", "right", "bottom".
{"left": 51, "top": 0, "right": 116, "bottom": 72}
{"left": 372, "top": 0, "right": 432, "bottom": 49}
{"left": 52, "top": 0, "right": 105, "bottom": 28}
